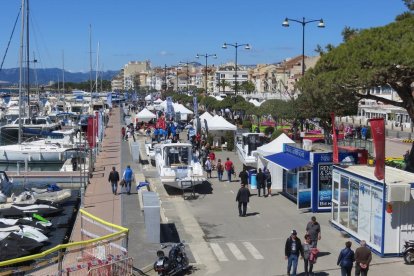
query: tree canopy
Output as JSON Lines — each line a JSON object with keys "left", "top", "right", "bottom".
{"left": 298, "top": 13, "right": 414, "bottom": 119}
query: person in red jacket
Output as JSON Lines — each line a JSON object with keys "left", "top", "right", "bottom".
{"left": 121, "top": 127, "right": 126, "bottom": 141}
{"left": 224, "top": 157, "right": 234, "bottom": 182}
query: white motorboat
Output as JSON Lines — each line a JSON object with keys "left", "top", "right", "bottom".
{"left": 235, "top": 132, "right": 265, "bottom": 168}
{"left": 154, "top": 143, "right": 205, "bottom": 189}
{"left": 10, "top": 189, "right": 71, "bottom": 204}
{"left": 0, "top": 142, "right": 67, "bottom": 163}
{"left": 0, "top": 116, "right": 61, "bottom": 140}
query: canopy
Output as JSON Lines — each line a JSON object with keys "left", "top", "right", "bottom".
{"left": 160, "top": 101, "right": 193, "bottom": 115}
{"left": 145, "top": 94, "right": 152, "bottom": 101}
{"left": 249, "top": 99, "right": 262, "bottom": 107}
{"left": 199, "top": 112, "right": 213, "bottom": 122}
{"left": 135, "top": 108, "right": 156, "bottom": 122}
{"left": 154, "top": 98, "right": 163, "bottom": 104}
{"left": 256, "top": 133, "right": 294, "bottom": 156}
{"left": 207, "top": 115, "right": 237, "bottom": 131}
{"left": 264, "top": 152, "right": 310, "bottom": 170}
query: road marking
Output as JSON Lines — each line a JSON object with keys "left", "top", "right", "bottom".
{"left": 242, "top": 242, "right": 264, "bottom": 259}
{"left": 227, "top": 242, "right": 246, "bottom": 260}
{"left": 210, "top": 243, "right": 229, "bottom": 262}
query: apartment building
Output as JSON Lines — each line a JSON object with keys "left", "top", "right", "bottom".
{"left": 213, "top": 63, "right": 248, "bottom": 94}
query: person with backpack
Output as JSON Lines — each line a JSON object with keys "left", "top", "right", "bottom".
{"left": 337, "top": 241, "right": 355, "bottom": 276}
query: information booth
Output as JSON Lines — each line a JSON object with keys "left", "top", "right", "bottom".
{"left": 265, "top": 144, "right": 357, "bottom": 212}
{"left": 331, "top": 165, "right": 414, "bottom": 256}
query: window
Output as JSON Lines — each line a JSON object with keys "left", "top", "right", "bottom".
{"left": 233, "top": 74, "right": 238, "bottom": 78}
{"left": 220, "top": 74, "right": 225, "bottom": 78}
{"left": 242, "top": 75, "right": 248, "bottom": 78}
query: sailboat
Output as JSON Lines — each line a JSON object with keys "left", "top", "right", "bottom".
{"left": 0, "top": 0, "right": 68, "bottom": 163}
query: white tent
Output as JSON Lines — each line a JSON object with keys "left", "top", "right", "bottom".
{"left": 199, "top": 112, "right": 214, "bottom": 129}
{"left": 144, "top": 94, "right": 152, "bottom": 101}
{"left": 256, "top": 133, "right": 295, "bottom": 191}
{"left": 249, "top": 99, "right": 262, "bottom": 107}
{"left": 207, "top": 115, "right": 237, "bottom": 131}
{"left": 135, "top": 108, "right": 156, "bottom": 122}
{"left": 256, "top": 133, "right": 294, "bottom": 156}
{"left": 154, "top": 98, "right": 163, "bottom": 104}
{"left": 159, "top": 101, "right": 193, "bottom": 120}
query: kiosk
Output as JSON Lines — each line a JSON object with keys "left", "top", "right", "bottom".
{"left": 331, "top": 165, "right": 414, "bottom": 256}
{"left": 265, "top": 144, "right": 357, "bottom": 212}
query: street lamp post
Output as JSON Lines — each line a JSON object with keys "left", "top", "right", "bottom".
{"left": 222, "top": 42, "right": 250, "bottom": 101}
{"left": 196, "top": 53, "right": 217, "bottom": 94}
{"left": 282, "top": 17, "right": 325, "bottom": 76}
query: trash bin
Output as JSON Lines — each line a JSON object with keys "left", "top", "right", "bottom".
{"left": 250, "top": 173, "right": 257, "bottom": 189}
{"left": 248, "top": 169, "right": 257, "bottom": 184}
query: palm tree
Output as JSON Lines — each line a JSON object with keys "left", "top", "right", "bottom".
{"left": 216, "top": 79, "right": 230, "bottom": 93}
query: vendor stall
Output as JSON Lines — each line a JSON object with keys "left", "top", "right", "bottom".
{"left": 331, "top": 165, "right": 414, "bottom": 256}
{"left": 265, "top": 144, "right": 357, "bottom": 212}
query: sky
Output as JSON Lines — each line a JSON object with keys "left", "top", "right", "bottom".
{"left": 0, "top": 0, "right": 408, "bottom": 72}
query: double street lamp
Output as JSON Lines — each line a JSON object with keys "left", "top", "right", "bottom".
{"left": 195, "top": 53, "right": 217, "bottom": 94}
{"left": 282, "top": 17, "right": 325, "bottom": 76}
{"left": 221, "top": 42, "right": 250, "bottom": 100}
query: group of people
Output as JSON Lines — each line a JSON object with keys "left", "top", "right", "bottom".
{"left": 338, "top": 123, "right": 369, "bottom": 140}
{"left": 284, "top": 217, "right": 372, "bottom": 276}
{"left": 108, "top": 165, "right": 134, "bottom": 195}
{"left": 121, "top": 123, "right": 136, "bottom": 142}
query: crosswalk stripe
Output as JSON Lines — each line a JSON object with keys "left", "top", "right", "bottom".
{"left": 243, "top": 242, "right": 264, "bottom": 259}
{"left": 210, "top": 243, "right": 229, "bottom": 262}
{"left": 227, "top": 242, "right": 246, "bottom": 260}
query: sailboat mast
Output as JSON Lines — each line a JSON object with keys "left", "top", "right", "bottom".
{"left": 89, "top": 24, "right": 93, "bottom": 93}
{"left": 62, "top": 50, "right": 65, "bottom": 97}
{"left": 95, "top": 42, "right": 99, "bottom": 93}
{"left": 18, "top": 0, "right": 26, "bottom": 144}
{"left": 26, "top": 0, "right": 30, "bottom": 119}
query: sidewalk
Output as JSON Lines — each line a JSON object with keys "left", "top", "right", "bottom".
{"left": 68, "top": 107, "right": 122, "bottom": 242}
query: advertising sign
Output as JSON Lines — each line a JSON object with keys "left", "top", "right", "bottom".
{"left": 349, "top": 179, "right": 359, "bottom": 232}
{"left": 318, "top": 164, "right": 332, "bottom": 208}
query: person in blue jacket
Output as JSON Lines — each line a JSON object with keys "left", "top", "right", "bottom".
{"left": 122, "top": 165, "right": 134, "bottom": 195}
{"left": 337, "top": 241, "right": 355, "bottom": 276}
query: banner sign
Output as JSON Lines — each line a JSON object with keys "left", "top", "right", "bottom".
{"left": 193, "top": 96, "right": 198, "bottom": 116}
{"left": 331, "top": 112, "right": 339, "bottom": 164}
{"left": 369, "top": 118, "right": 385, "bottom": 180}
{"left": 318, "top": 164, "right": 332, "bottom": 208}
{"left": 106, "top": 93, "right": 112, "bottom": 108}
{"left": 166, "top": 96, "right": 175, "bottom": 120}
{"left": 87, "top": 116, "right": 96, "bottom": 148}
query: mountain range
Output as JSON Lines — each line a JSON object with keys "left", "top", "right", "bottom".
{"left": 0, "top": 68, "right": 119, "bottom": 85}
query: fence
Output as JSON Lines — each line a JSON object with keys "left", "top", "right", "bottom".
{"left": 0, "top": 209, "right": 130, "bottom": 276}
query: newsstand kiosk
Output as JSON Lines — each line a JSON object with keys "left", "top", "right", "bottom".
{"left": 264, "top": 144, "right": 357, "bottom": 212}
{"left": 330, "top": 165, "right": 414, "bottom": 256}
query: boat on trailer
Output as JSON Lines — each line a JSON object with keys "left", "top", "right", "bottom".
{"left": 154, "top": 143, "right": 205, "bottom": 189}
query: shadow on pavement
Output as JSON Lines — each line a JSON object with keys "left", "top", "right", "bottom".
{"left": 160, "top": 223, "right": 181, "bottom": 243}
{"left": 194, "top": 181, "right": 213, "bottom": 194}
{"left": 245, "top": 212, "right": 260, "bottom": 217}
{"left": 317, "top": 251, "right": 331, "bottom": 258}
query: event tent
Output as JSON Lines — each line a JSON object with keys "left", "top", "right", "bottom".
{"left": 255, "top": 133, "right": 295, "bottom": 191}
{"left": 135, "top": 108, "right": 156, "bottom": 122}
{"left": 207, "top": 115, "right": 237, "bottom": 131}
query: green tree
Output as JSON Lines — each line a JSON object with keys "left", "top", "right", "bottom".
{"left": 298, "top": 13, "right": 414, "bottom": 166}
{"left": 240, "top": 80, "right": 256, "bottom": 94}
{"left": 217, "top": 79, "right": 231, "bottom": 92}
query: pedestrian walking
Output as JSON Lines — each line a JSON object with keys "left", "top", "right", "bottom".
{"left": 256, "top": 168, "right": 266, "bottom": 197}
{"left": 285, "top": 230, "right": 304, "bottom": 276}
{"left": 306, "top": 216, "right": 321, "bottom": 248}
{"left": 205, "top": 157, "right": 212, "bottom": 178}
{"left": 302, "top": 234, "right": 314, "bottom": 276}
{"left": 265, "top": 168, "right": 272, "bottom": 197}
{"left": 121, "top": 126, "right": 126, "bottom": 141}
{"left": 224, "top": 157, "right": 234, "bottom": 182}
{"left": 235, "top": 183, "right": 251, "bottom": 217}
{"left": 216, "top": 159, "right": 224, "bottom": 181}
{"left": 238, "top": 166, "right": 248, "bottom": 185}
{"left": 337, "top": 241, "right": 355, "bottom": 276}
{"left": 122, "top": 165, "right": 134, "bottom": 195}
{"left": 355, "top": 240, "right": 372, "bottom": 276}
{"left": 108, "top": 166, "right": 120, "bottom": 195}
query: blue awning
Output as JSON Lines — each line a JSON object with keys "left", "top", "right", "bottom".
{"left": 264, "top": 152, "right": 310, "bottom": 170}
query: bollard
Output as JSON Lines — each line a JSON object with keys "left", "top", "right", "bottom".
{"left": 409, "top": 133, "right": 412, "bottom": 140}
{"left": 396, "top": 131, "right": 400, "bottom": 139}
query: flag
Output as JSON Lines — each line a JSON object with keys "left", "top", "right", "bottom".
{"left": 331, "top": 112, "right": 339, "bottom": 164}
{"left": 369, "top": 118, "right": 385, "bottom": 180}
{"left": 106, "top": 92, "right": 113, "bottom": 108}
